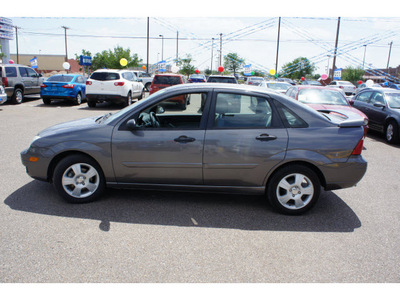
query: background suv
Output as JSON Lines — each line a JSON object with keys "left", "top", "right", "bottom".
{"left": 85, "top": 69, "right": 145, "bottom": 108}
{"left": 0, "top": 64, "right": 44, "bottom": 104}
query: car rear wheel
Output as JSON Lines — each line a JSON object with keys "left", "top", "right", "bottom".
{"left": 42, "top": 97, "right": 51, "bottom": 105}
{"left": 11, "top": 88, "right": 24, "bottom": 104}
{"left": 74, "top": 93, "right": 82, "bottom": 105}
{"left": 53, "top": 154, "right": 105, "bottom": 203}
{"left": 138, "top": 89, "right": 145, "bottom": 100}
{"left": 87, "top": 100, "right": 96, "bottom": 108}
{"left": 267, "top": 165, "right": 320, "bottom": 215}
{"left": 123, "top": 92, "right": 132, "bottom": 107}
{"left": 385, "top": 121, "right": 399, "bottom": 144}
{"left": 145, "top": 82, "right": 151, "bottom": 92}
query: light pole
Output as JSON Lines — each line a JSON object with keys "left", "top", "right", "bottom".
{"left": 159, "top": 35, "right": 164, "bottom": 61}
{"left": 362, "top": 45, "right": 367, "bottom": 69}
{"left": 61, "top": 26, "right": 69, "bottom": 62}
{"left": 211, "top": 38, "right": 214, "bottom": 73}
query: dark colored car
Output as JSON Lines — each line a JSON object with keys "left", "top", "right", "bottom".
{"left": 188, "top": 74, "right": 206, "bottom": 83}
{"left": 286, "top": 85, "right": 369, "bottom": 136}
{"left": 21, "top": 83, "right": 367, "bottom": 215}
{"left": 149, "top": 73, "right": 188, "bottom": 109}
{"left": 41, "top": 74, "right": 86, "bottom": 105}
{"left": 352, "top": 88, "right": 400, "bottom": 144}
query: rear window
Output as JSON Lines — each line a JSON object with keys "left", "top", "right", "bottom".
{"left": 5, "top": 67, "right": 17, "bottom": 77}
{"left": 47, "top": 75, "right": 74, "bottom": 82}
{"left": 153, "top": 76, "right": 182, "bottom": 85}
{"left": 208, "top": 77, "right": 237, "bottom": 83}
{"left": 90, "top": 72, "right": 120, "bottom": 81}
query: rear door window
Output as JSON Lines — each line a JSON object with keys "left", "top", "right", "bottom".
{"left": 18, "top": 67, "right": 29, "bottom": 77}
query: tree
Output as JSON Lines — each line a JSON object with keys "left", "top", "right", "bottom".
{"left": 176, "top": 54, "right": 196, "bottom": 77}
{"left": 341, "top": 66, "right": 365, "bottom": 84}
{"left": 281, "top": 57, "right": 316, "bottom": 80}
{"left": 88, "top": 46, "right": 141, "bottom": 70}
{"left": 224, "top": 53, "right": 245, "bottom": 75}
{"left": 0, "top": 45, "right": 5, "bottom": 61}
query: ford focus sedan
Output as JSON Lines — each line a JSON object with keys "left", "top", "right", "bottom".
{"left": 21, "top": 84, "right": 367, "bottom": 215}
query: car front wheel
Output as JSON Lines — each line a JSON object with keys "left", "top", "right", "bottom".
{"left": 53, "top": 154, "right": 105, "bottom": 203}
{"left": 267, "top": 165, "right": 320, "bottom": 215}
{"left": 385, "top": 121, "right": 399, "bottom": 144}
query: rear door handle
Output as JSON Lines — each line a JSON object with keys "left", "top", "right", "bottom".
{"left": 174, "top": 136, "right": 196, "bottom": 143}
{"left": 256, "top": 134, "right": 277, "bottom": 141}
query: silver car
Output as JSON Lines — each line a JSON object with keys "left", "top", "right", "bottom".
{"left": 21, "top": 84, "right": 367, "bottom": 215}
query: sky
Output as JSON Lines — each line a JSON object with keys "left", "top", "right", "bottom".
{"left": 2, "top": 0, "right": 400, "bottom": 76}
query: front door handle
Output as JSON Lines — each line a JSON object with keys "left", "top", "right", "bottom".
{"left": 174, "top": 136, "right": 196, "bottom": 143}
{"left": 256, "top": 134, "right": 277, "bottom": 141}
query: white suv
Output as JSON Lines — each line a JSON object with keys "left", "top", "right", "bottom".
{"left": 329, "top": 80, "right": 356, "bottom": 96}
{"left": 86, "top": 69, "right": 145, "bottom": 107}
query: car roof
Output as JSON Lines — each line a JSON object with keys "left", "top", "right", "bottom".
{"left": 92, "top": 69, "right": 132, "bottom": 73}
{"left": 154, "top": 73, "right": 183, "bottom": 77}
{"left": 296, "top": 85, "right": 338, "bottom": 90}
{"left": 208, "top": 75, "right": 235, "bottom": 78}
{"left": 359, "top": 87, "right": 400, "bottom": 93}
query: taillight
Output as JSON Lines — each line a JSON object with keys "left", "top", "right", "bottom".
{"left": 2, "top": 77, "right": 8, "bottom": 87}
{"left": 114, "top": 82, "right": 125, "bottom": 86}
{"left": 41, "top": 84, "right": 47, "bottom": 88}
{"left": 86, "top": 80, "right": 92, "bottom": 85}
{"left": 339, "top": 86, "right": 344, "bottom": 89}
{"left": 352, "top": 137, "right": 364, "bottom": 155}
{"left": 62, "top": 84, "right": 75, "bottom": 89}
{"left": 249, "top": 82, "right": 253, "bottom": 85}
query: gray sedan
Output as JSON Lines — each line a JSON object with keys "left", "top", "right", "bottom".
{"left": 21, "top": 84, "right": 367, "bottom": 215}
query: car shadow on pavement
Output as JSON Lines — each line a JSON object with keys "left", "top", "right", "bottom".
{"left": 366, "top": 131, "right": 400, "bottom": 149}
{"left": 4, "top": 181, "right": 361, "bottom": 233}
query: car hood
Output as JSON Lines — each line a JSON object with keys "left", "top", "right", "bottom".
{"left": 306, "top": 104, "right": 368, "bottom": 119}
{"left": 37, "top": 115, "right": 102, "bottom": 138}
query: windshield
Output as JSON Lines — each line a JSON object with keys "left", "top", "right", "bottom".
{"left": 386, "top": 93, "right": 400, "bottom": 109}
{"left": 47, "top": 75, "right": 75, "bottom": 82}
{"left": 102, "top": 89, "right": 168, "bottom": 124}
{"left": 208, "top": 77, "right": 236, "bottom": 83}
{"left": 298, "top": 89, "right": 349, "bottom": 105}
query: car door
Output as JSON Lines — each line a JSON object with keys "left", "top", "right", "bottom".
{"left": 367, "top": 91, "right": 389, "bottom": 131}
{"left": 352, "top": 90, "right": 374, "bottom": 116}
{"left": 18, "top": 67, "right": 34, "bottom": 94}
{"left": 203, "top": 91, "right": 288, "bottom": 187}
{"left": 111, "top": 91, "right": 211, "bottom": 185}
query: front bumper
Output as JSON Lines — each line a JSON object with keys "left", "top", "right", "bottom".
{"left": 0, "top": 93, "right": 7, "bottom": 105}
{"left": 20, "top": 148, "right": 52, "bottom": 182}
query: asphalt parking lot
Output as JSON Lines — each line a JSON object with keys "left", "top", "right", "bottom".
{"left": 1, "top": 95, "right": 399, "bottom": 283}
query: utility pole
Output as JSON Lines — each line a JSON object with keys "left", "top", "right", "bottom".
{"left": 14, "top": 26, "right": 20, "bottom": 64}
{"left": 146, "top": 17, "right": 149, "bottom": 73}
{"left": 176, "top": 31, "right": 179, "bottom": 63}
{"left": 61, "top": 26, "right": 69, "bottom": 62}
{"left": 159, "top": 35, "right": 164, "bottom": 61}
{"left": 275, "top": 17, "right": 281, "bottom": 74}
{"left": 386, "top": 41, "right": 393, "bottom": 78}
{"left": 219, "top": 33, "right": 222, "bottom": 67}
{"left": 362, "top": 45, "right": 367, "bottom": 69}
{"left": 331, "top": 17, "right": 341, "bottom": 80}
{"left": 211, "top": 38, "right": 214, "bottom": 73}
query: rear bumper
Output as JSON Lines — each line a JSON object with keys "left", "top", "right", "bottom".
{"left": 87, "top": 94, "right": 126, "bottom": 103}
{"left": 322, "top": 155, "right": 367, "bottom": 190}
{"left": 0, "top": 93, "right": 7, "bottom": 104}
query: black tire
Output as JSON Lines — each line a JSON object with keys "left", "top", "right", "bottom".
{"left": 145, "top": 82, "right": 151, "bottom": 92}
{"left": 53, "top": 154, "right": 105, "bottom": 204}
{"left": 11, "top": 88, "right": 24, "bottom": 104}
{"left": 42, "top": 97, "right": 52, "bottom": 105}
{"left": 87, "top": 100, "right": 96, "bottom": 108}
{"left": 385, "top": 120, "right": 399, "bottom": 144}
{"left": 267, "top": 164, "right": 321, "bottom": 215}
{"left": 123, "top": 92, "right": 132, "bottom": 107}
{"left": 73, "top": 92, "right": 82, "bottom": 105}
{"left": 138, "top": 89, "right": 145, "bottom": 100}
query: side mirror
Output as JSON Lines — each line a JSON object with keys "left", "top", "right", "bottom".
{"left": 126, "top": 119, "right": 137, "bottom": 130}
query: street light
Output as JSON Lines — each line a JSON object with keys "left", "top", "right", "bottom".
{"left": 159, "top": 35, "right": 164, "bottom": 61}
{"left": 362, "top": 45, "right": 367, "bottom": 69}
